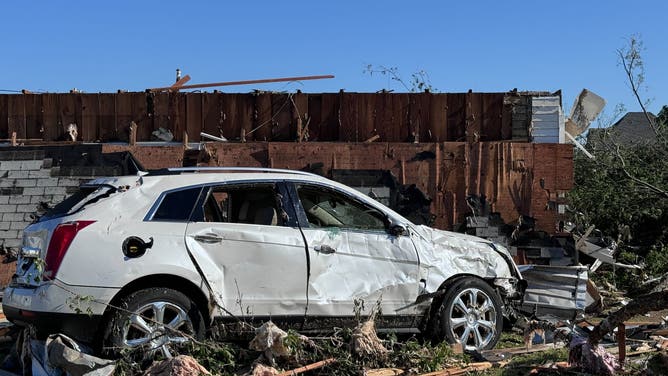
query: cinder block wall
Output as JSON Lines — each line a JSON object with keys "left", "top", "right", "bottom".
{"left": 0, "top": 150, "right": 90, "bottom": 287}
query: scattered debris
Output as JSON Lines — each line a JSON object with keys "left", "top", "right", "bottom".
{"left": 249, "top": 321, "right": 290, "bottom": 365}
{"left": 144, "top": 355, "right": 211, "bottom": 376}
{"left": 568, "top": 335, "right": 618, "bottom": 375}
{"left": 351, "top": 319, "right": 389, "bottom": 359}
{"left": 152, "top": 127, "right": 174, "bottom": 142}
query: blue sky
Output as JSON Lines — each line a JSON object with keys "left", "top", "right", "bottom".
{"left": 2, "top": 1, "right": 667, "bottom": 123}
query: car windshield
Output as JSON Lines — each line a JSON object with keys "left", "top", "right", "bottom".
{"left": 38, "top": 185, "right": 116, "bottom": 222}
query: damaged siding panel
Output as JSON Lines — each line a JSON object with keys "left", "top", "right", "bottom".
{"left": 519, "top": 265, "right": 588, "bottom": 320}
{"left": 531, "top": 96, "right": 564, "bottom": 144}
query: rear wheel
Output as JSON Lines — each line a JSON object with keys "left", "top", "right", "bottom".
{"left": 436, "top": 277, "right": 503, "bottom": 351}
{"left": 103, "top": 287, "right": 204, "bottom": 358}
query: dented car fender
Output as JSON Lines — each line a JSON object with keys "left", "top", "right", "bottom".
{"left": 408, "top": 225, "right": 522, "bottom": 299}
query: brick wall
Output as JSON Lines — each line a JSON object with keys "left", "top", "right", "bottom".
{"left": 0, "top": 150, "right": 96, "bottom": 287}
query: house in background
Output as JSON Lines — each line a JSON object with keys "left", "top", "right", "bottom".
{"left": 587, "top": 111, "right": 658, "bottom": 147}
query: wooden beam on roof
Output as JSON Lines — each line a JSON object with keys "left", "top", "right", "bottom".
{"left": 149, "top": 74, "right": 335, "bottom": 92}
{"left": 170, "top": 74, "right": 191, "bottom": 89}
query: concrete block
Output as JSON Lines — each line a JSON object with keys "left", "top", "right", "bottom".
{"left": 2, "top": 213, "right": 25, "bottom": 222}
{"left": 17, "top": 204, "right": 37, "bottom": 213}
{"left": 0, "top": 187, "right": 22, "bottom": 195}
{"left": 0, "top": 196, "right": 8, "bottom": 205}
{"left": 2, "top": 238, "right": 21, "bottom": 248}
{"left": 14, "top": 179, "right": 37, "bottom": 188}
{"left": 10, "top": 221, "right": 29, "bottom": 231}
{"left": 0, "top": 179, "right": 16, "bottom": 188}
{"left": 42, "top": 158, "right": 53, "bottom": 169}
{"left": 28, "top": 169, "right": 53, "bottom": 178}
{"left": 30, "top": 195, "right": 52, "bottom": 204}
{"left": 49, "top": 187, "right": 68, "bottom": 196}
{"left": 36, "top": 178, "right": 59, "bottom": 187}
{"left": 7, "top": 170, "right": 29, "bottom": 179}
{"left": 20, "top": 160, "right": 44, "bottom": 171}
{"left": 11, "top": 196, "right": 31, "bottom": 204}
{"left": 23, "top": 187, "right": 45, "bottom": 196}
{"left": 0, "top": 222, "right": 9, "bottom": 230}
{"left": 58, "top": 178, "right": 84, "bottom": 187}
{"left": 0, "top": 230, "right": 18, "bottom": 239}
{"left": 0, "top": 161, "right": 23, "bottom": 171}
{"left": 0, "top": 205, "right": 17, "bottom": 213}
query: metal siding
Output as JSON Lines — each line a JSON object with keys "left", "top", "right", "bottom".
{"left": 531, "top": 96, "right": 562, "bottom": 143}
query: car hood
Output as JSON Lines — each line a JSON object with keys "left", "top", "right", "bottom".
{"left": 410, "top": 225, "right": 521, "bottom": 288}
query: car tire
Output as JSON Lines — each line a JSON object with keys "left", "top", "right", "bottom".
{"left": 435, "top": 277, "right": 503, "bottom": 351}
{"left": 102, "top": 287, "right": 205, "bottom": 358}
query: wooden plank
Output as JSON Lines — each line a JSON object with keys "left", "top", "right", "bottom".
{"left": 97, "top": 94, "right": 117, "bottom": 141}
{"left": 481, "top": 93, "right": 503, "bottom": 141}
{"left": 57, "top": 94, "right": 81, "bottom": 141}
{"left": 7, "top": 95, "right": 26, "bottom": 140}
{"left": 430, "top": 93, "right": 448, "bottom": 142}
{"left": 466, "top": 92, "right": 482, "bottom": 143}
{"left": 409, "top": 92, "right": 432, "bottom": 142}
{"left": 270, "top": 93, "right": 293, "bottom": 141}
{"left": 151, "top": 92, "right": 170, "bottom": 135}
{"left": 24, "top": 94, "right": 42, "bottom": 139}
{"left": 81, "top": 94, "right": 99, "bottom": 142}
{"left": 306, "top": 94, "right": 322, "bottom": 141}
{"left": 201, "top": 93, "right": 220, "bottom": 139}
{"left": 132, "top": 92, "right": 150, "bottom": 142}
{"left": 40, "top": 94, "right": 59, "bottom": 141}
{"left": 318, "top": 93, "right": 341, "bottom": 141}
{"left": 168, "top": 92, "right": 186, "bottom": 142}
{"left": 115, "top": 93, "right": 134, "bottom": 142}
{"left": 446, "top": 94, "right": 466, "bottom": 141}
{"left": 185, "top": 93, "right": 203, "bottom": 142}
{"left": 251, "top": 93, "right": 272, "bottom": 141}
{"left": 237, "top": 94, "right": 254, "bottom": 141}
{"left": 0, "top": 95, "right": 7, "bottom": 139}
{"left": 292, "top": 91, "right": 308, "bottom": 141}
{"left": 338, "top": 92, "right": 358, "bottom": 141}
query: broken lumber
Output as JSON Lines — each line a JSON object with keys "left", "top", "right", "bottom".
{"left": 365, "top": 368, "right": 404, "bottom": 376}
{"left": 417, "top": 362, "right": 493, "bottom": 376}
{"left": 276, "top": 358, "right": 336, "bottom": 376}
{"left": 589, "top": 290, "right": 668, "bottom": 345}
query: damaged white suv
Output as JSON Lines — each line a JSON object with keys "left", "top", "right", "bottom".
{"left": 3, "top": 168, "right": 525, "bottom": 355}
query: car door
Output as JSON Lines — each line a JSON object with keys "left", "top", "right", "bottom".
{"left": 184, "top": 181, "right": 308, "bottom": 319}
{"left": 288, "top": 182, "right": 421, "bottom": 320}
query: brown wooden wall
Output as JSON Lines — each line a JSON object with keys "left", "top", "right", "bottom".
{"left": 0, "top": 92, "right": 517, "bottom": 143}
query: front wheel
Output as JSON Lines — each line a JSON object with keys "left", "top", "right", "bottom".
{"left": 437, "top": 277, "right": 503, "bottom": 351}
{"left": 102, "top": 287, "right": 205, "bottom": 358}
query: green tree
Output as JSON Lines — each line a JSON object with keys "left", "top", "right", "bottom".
{"left": 569, "top": 37, "right": 668, "bottom": 273}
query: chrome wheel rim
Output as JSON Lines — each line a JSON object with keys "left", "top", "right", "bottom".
{"left": 447, "top": 288, "right": 497, "bottom": 350}
{"left": 122, "top": 301, "right": 193, "bottom": 358}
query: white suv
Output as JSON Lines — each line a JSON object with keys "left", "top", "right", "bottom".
{"left": 3, "top": 168, "right": 525, "bottom": 355}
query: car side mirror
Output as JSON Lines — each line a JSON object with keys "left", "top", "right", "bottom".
{"left": 389, "top": 223, "right": 407, "bottom": 237}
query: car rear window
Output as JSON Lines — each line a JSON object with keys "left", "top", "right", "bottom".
{"left": 152, "top": 187, "right": 202, "bottom": 221}
{"left": 39, "top": 185, "right": 114, "bottom": 222}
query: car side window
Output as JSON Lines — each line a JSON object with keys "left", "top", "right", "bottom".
{"left": 203, "top": 184, "right": 284, "bottom": 226}
{"left": 152, "top": 187, "right": 202, "bottom": 221}
{"left": 296, "top": 185, "right": 386, "bottom": 231}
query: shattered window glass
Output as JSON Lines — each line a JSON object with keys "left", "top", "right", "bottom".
{"left": 153, "top": 187, "right": 202, "bottom": 221}
{"left": 297, "top": 185, "right": 386, "bottom": 231}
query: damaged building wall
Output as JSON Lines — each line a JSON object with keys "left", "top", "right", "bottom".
{"left": 0, "top": 91, "right": 558, "bottom": 143}
{"left": 0, "top": 142, "right": 573, "bottom": 288}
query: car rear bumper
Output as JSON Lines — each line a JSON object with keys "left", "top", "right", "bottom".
{"left": 2, "top": 281, "right": 120, "bottom": 343}
{"left": 2, "top": 305, "right": 103, "bottom": 343}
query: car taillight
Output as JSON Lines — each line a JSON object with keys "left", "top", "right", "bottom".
{"left": 44, "top": 221, "right": 95, "bottom": 279}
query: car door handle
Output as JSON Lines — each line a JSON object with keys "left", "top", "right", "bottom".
{"left": 194, "top": 234, "right": 223, "bottom": 244}
{"left": 314, "top": 245, "right": 336, "bottom": 254}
